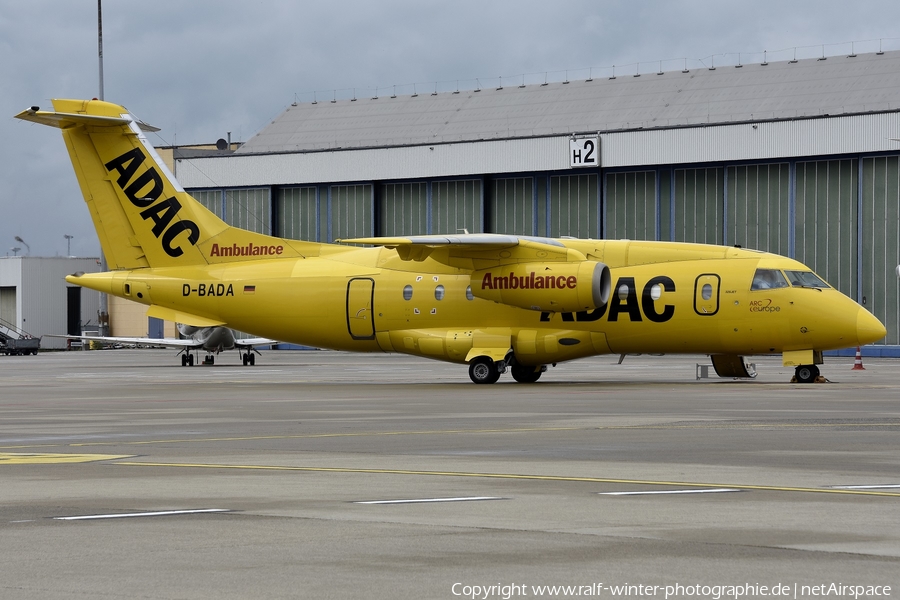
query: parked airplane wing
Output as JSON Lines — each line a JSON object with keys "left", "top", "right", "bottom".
{"left": 234, "top": 337, "right": 277, "bottom": 348}
{"left": 46, "top": 334, "right": 202, "bottom": 349}
{"left": 339, "top": 234, "right": 584, "bottom": 268}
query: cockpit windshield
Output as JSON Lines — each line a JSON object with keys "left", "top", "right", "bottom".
{"left": 751, "top": 269, "right": 789, "bottom": 291}
{"left": 784, "top": 270, "right": 830, "bottom": 289}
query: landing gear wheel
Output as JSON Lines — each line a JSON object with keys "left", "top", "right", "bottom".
{"left": 794, "top": 364, "right": 819, "bottom": 384}
{"left": 188, "top": 354, "right": 194, "bottom": 366}
{"left": 468, "top": 356, "right": 501, "bottom": 384}
{"left": 181, "top": 354, "right": 188, "bottom": 367}
{"left": 511, "top": 364, "right": 543, "bottom": 383}
{"left": 249, "top": 353, "right": 255, "bottom": 366}
{"left": 242, "top": 353, "right": 249, "bottom": 366}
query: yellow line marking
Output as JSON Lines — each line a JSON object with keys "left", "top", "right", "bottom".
{"left": 115, "top": 461, "right": 900, "bottom": 498}
{"left": 0, "top": 453, "right": 133, "bottom": 465}
{"left": 1, "top": 422, "right": 896, "bottom": 450}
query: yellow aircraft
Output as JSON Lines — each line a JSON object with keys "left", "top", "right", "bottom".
{"left": 16, "top": 99, "right": 887, "bottom": 384}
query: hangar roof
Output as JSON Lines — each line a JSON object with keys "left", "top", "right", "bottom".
{"left": 238, "top": 51, "right": 900, "bottom": 155}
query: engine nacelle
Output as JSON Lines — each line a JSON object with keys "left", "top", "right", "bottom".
{"left": 471, "top": 261, "right": 611, "bottom": 312}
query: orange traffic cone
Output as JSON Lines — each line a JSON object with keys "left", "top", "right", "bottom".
{"left": 851, "top": 346, "right": 865, "bottom": 370}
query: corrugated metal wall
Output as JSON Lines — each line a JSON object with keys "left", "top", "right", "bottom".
{"left": 278, "top": 186, "right": 318, "bottom": 241}
{"left": 330, "top": 184, "right": 373, "bottom": 241}
{"left": 605, "top": 171, "right": 656, "bottom": 240}
{"left": 432, "top": 179, "right": 482, "bottom": 234}
{"left": 490, "top": 178, "right": 534, "bottom": 235}
{"left": 794, "top": 159, "right": 857, "bottom": 297}
{"left": 726, "top": 163, "right": 791, "bottom": 255}
{"left": 861, "top": 157, "right": 900, "bottom": 345}
{"left": 549, "top": 174, "right": 599, "bottom": 238}
{"left": 225, "top": 188, "right": 272, "bottom": 234}
{"left": 175, "top": 113, "right": 900, "bottom": 189}
{"left": 674, "top": 168, "right": 724, "bottom": 245}
{"left": 380, "top": 183, "right": 427, "bottom": 236}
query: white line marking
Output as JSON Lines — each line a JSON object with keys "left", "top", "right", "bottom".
{"left": 598, "top": 488, "right": 742, "bottom": 496}
{"left": 354, "top": 496, "right": 504, "bottom": 505}
{"left": 53, "top": 509, "right": 230, "bottom": 521}
{"left": 827, "top": 484, "right": 900, "bottom": 490}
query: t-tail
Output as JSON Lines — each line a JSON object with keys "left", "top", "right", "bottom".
{"left": 15, "top": 99, "right": 314, "bottom": 269}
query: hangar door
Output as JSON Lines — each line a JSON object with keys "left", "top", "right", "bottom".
{"left": 490, "top": 178, "right": 533, "bottom": 235}
{"left": 550, "top": 174, "right": 598, "bottom": 239}
{"left": 794, "top": 159, "right": 857, "bottom": 298}
{"left": 381, "top": 183, "right": 427, "bottom": 236}
{"left": 861, "top": 156, "right": 900, "bottom": 346}
{"left": 432, "top": 179, "right": 481, "bottom": 235}
{"left": 726, "top": 163, "right": 791, "bottom": 257}
{"left": 674, "top": 167, "right": 724, "bottom": 245}
{"left": 279, "top": 186, "right": 318, "bottom": 241}
{"left": 0, "top": 286, "right": 15, "bottom": 325}
{"left": 331, "top": 184, "right": 373, "bottom": 241}
{"left": 605, "top": 171, "right": 656, "bottom": 240}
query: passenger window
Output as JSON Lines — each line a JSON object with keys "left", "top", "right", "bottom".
{"left": 751, "top": 269, "right": 789, "bottom": 290}
{"left": 784, "top": 270, "right": 829, "bottom": 288}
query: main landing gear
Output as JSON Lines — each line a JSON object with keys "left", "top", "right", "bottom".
{"left": 793, "top": 364, "right": 820, "bottom": 384}
{"left": 180, "top": 353, "right": 194, "bottom": 367}
{"left": 242, "top": 351, "right": 256, "bottom": 366}
{"left": 467, "top": 356, "right": 545, "bottom": 384}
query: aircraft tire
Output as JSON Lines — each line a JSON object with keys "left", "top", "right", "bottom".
{"left": 468, "top": 357, "right": 501, "bottom": 384}
{"left": 795, "top": 364, "right": 819, "bottom": 384}
{"left": 249, "top": 354, "right": 255, "bottom": 366}
{"left": 181, "top": 354, "right": 188, "bottom": 366}
{"left": 242, "top": 354, "right": 248, "bottom": 366}
{"left": 188, "top": 354, "right": 194, "bottom": 366}
{"left": 511, "top": 364, "right": 542, "bottom": 383}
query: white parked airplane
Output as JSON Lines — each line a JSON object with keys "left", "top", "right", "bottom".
{"left": 54, "top": 324, "right": 275, "bottom": 366}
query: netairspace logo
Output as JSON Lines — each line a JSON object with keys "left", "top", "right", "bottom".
{"left": 450, "top": 582, "right": 893, "bottom": 599}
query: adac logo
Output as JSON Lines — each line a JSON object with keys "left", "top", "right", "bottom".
{"left": 481, "top": 272, "right": 577, "bottom": 290}
{"left": 105, "top": 148, "right": 199, "bottom": 258}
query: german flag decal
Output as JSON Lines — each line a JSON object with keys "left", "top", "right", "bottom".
{"left": 244, "top": 285, "right": 256, "bottom": 294}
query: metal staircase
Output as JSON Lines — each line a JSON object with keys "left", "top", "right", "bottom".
{"left": 0, "top": 317, "right": 40, "bottom": 355}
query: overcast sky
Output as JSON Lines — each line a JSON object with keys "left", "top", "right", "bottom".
{"left": 2, "top": 0, "right": 899, "bottom": 257}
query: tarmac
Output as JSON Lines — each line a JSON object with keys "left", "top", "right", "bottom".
{"left": 1, "top": 348, "right": 898, "bottom": 599}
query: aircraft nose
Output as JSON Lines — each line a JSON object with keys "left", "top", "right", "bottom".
{"left": 857, "top": 307, "right": 887, "bottom": 346}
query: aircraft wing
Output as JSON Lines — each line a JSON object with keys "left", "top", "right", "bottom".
{"left": 234, "top": 337, "right": 277, "bottom": 348}
{"left": 46, "top": 334, "right": 203, "bottom": 349}
{"left": 338, "top": 234, "right": 586, "bottom": 268}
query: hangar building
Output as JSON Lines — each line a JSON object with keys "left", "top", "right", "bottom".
{"left": 0, "top": 257, "right": 100, "bottom": 350}
{"left": 169, "top": 50, "right": 900, "bottom": 354}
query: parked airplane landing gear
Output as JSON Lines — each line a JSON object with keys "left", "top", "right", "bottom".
{"left": 794, "top": 364, "right": 820, "bottom": 384}
{"left": 203, "top": 354, "right": 215, "bottom": 365}
{"left": 242, "top": 352, "right": 255, "bottom": 366}
{"left": 510, "top": 363, "right": 543, "bottom": 383}
{"left": 180, "top": 353, "right": 194, "bottom": 367}
{"left": 468, "top": 356, "right": 502, "bottom": 384}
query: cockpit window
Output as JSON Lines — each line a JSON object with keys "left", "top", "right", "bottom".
{"left": 784, "top": 270, "right": 829, "bottom": 289}
{"left": 751, "top": 269, "right": 789, "bottom": 290}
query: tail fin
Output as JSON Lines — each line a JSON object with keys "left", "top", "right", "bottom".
{"left": 16, "top": 99, "right": 312, "bottom": 269}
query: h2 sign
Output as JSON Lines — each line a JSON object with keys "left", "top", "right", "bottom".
{"left": 569, "top": 137, "right": 599, "bottom": 168}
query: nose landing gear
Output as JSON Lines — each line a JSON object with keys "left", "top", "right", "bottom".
{"left": 793, "top": 364, "right": 820, "bottom": 384}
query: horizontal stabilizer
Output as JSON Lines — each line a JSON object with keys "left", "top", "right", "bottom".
{"left": 146, "top": 305, "right": 226, "bottom": 328}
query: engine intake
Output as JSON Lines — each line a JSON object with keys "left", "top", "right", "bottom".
{"left": 472, "top": 261, "right": 610, "bottom": 312}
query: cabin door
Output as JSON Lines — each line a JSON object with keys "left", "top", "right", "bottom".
{"left": 346, "top": 278, "right": 376, "bottom": 340}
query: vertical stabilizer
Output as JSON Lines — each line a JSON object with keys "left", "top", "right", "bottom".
{"left": 16, "top": 99, "right": 311, "bottom": 269}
